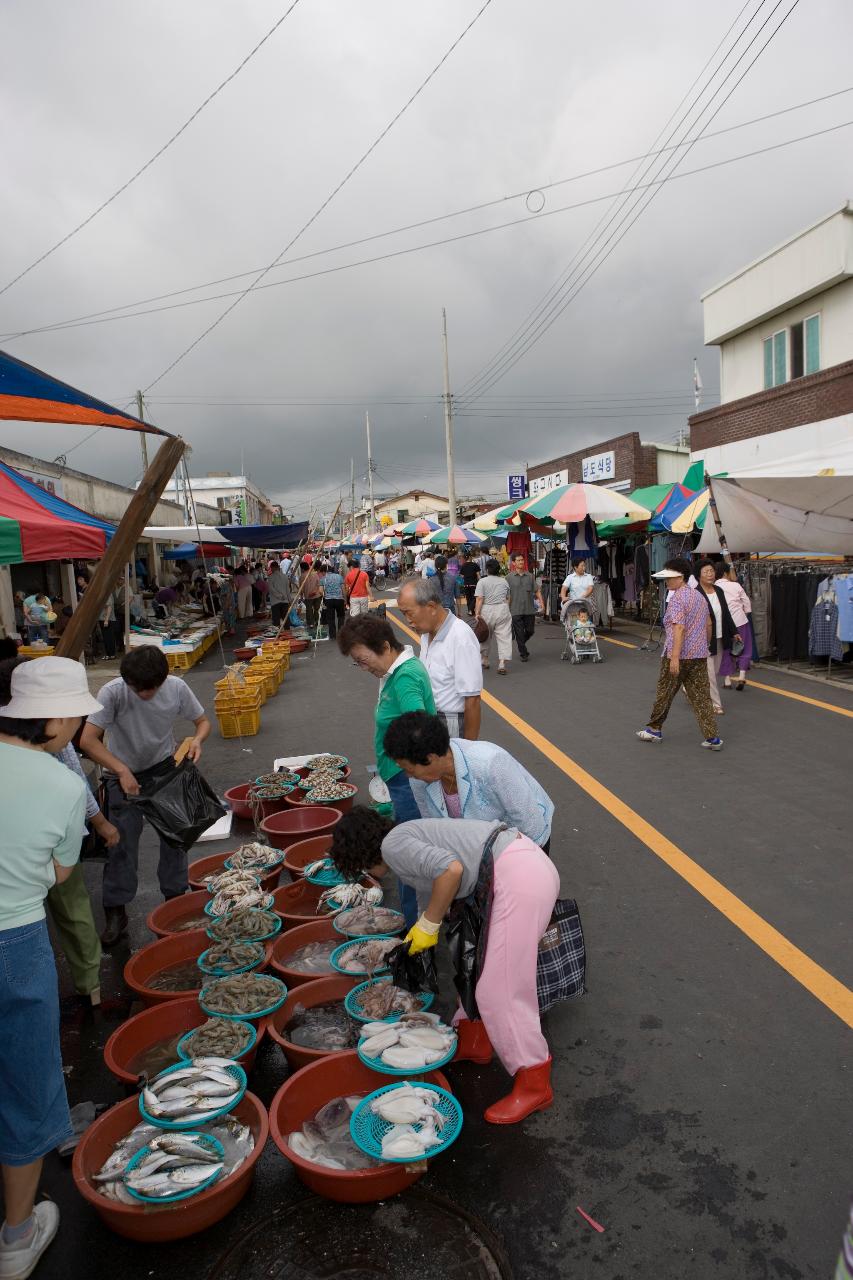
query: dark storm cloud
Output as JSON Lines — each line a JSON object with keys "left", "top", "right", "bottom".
{"left": 1, "top": 0, "right": 850, "bottom": 514}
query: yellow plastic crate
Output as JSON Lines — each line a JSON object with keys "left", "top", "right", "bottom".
{"left": 214, "top": 677, "right": 259, "bottom": 707}
{"left": 252, "top": 659, "right": 283, "bottom": 688}
{"left": 215, "top": 703, "right": 261, "bottom": 738}
{"left": 240, "top": 674, "right": 268, "bottom": 705}
{"left": 166, "top": 649, "right": 195, "bottom": 671}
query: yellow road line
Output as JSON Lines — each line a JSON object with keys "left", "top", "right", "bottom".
{"left": 745, "top": 678, "right": 853, "bottom": 719}
{"left": 388, "top": 608, "right": 853, "bottom": 1028}
{"left": 599, "top": 633, "right": 639, "bottom": 650}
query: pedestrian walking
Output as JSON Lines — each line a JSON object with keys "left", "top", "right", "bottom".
{"left": 233, "top": 564, "right": 253, "bottom": 619}
{"left": 694, "top": 559, "right": 736, "bottom": 715}
{"left": 384, "top": 711, "right": 553, "bottom": 850}
{"left": 300, "top": 560, "right": 324, "bottom": 633}
{"left": 329, "top": 807, "right": 560, "bottom": 1124}
{"left": 458, "top": 550, "right": 480, "bottom": 617}
{"left": 475, "top": 558, "right": 513, "bottom": 675}
{"left": 0, "top": 657, "right": 104, "bottom": 1279}
{"left": 336, "top": 613, "right": 436, "bottom": 928}
{"left": 318, "top": 563, "right": 345, "bottom": 639}
{"left": 266, "top": 560, "right": 293, "bottom": 628}
{"left": 715, "top": 563, "right": 753, "bottom": 690}
{"left": 636, "top": 559, "right": 722, "bottom": 750}
{"left": 80, "top": 646, "right": 211, "bottom": 945}
{"left": 398, "top": 578, "right": 482, "bottom": 739}
{"left": 345, "top": 558, "right": 373, "bottom": 617}
{"left": 508, "top": 553, "right": 543, "bottom": 662}
{"left": 218, "top": 574, "right": 237, "bottom": 635}
{"left": 433, "top": 555, "right": 459, "bottom": 615}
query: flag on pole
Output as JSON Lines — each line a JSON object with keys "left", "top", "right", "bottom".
{"left": 693, "top": 357, "right": 703, "bottom": 410}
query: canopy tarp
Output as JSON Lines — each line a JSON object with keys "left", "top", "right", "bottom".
{"left": 162, "top": 542, "right": 233, "bottom": 560}
{"left": 0, "top": 349, "right": 166, "bottom": 434}
{"left": 654, "top": 487, "right": 709, "bottom": 534}
{"left": 697, "top": 474, "right": 853, "bottom": 555}
{"left": 143, "top": 522, "right": 309, "bottom": 549}
{"left": 0, "top": 460, "right": 115, "bottom": 565}
{"left": 595, "top": 483, "right": 674, "bottom": 538}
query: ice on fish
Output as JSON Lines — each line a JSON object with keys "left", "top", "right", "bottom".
{"left": 284, "top": 1001, "right": 358, "bottom": 1051}
{"left": 287, "top": 1094, "right": 381, "bottom": 1171}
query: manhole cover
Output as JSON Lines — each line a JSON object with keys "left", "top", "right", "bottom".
{"left": 206, "top": 1188, "right": 512, "bottom": 1280}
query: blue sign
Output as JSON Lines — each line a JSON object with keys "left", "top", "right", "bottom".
{"left": 507, "top": 474, "right": 527, "bottom": 501}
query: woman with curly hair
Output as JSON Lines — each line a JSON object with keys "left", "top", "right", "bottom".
{"left": 329, "top": 805, "right": 560, "bottom": 1126}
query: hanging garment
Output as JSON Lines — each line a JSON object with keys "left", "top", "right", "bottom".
{"left": 589, "top": 583, "right": 613, "bottom": 627}
{"left": 622, "top": 563, "right": 637, "bottom": 604}
{"left": 809, "top": 598, "right": 844, "bottom": 661}
{"left": 834, "top": 576, "right": 853, "bottom": 641}
{"left": 635, "top": 544, "right": 649, "bottom": 593}
{"left": 505, "top": 527, "right": 532, "bottom": 569}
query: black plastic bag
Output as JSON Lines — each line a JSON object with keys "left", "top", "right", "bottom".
{"left": 126, "top": 759, "right": 226, "bottom": 852}
{"left": 444, "top": 897, "right": 485, "bottom": 1019}
{"left": 388, "top": 941, "right": 439, "bottom": 996}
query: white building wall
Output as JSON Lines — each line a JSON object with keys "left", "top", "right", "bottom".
{"left": 691, "top": 412, "right": 853, "bottom": 475}
{"left": 719, "top": 276, "right": 853, "bottom": 402}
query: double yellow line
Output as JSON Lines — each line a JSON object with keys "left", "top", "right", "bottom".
{"left": 388, "top": 609, "right": 853, "bottom": 1028}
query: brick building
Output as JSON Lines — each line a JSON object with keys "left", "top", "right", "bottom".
{"left": 689, "top": 203, "right": 853, "bottom": 472}
{"left": 527, "top": 431, "right": 687, "bottom": 497}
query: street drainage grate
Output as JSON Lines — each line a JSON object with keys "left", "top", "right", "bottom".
{"left": 206, "top": 1189, "right": 513, "bottom": 1280}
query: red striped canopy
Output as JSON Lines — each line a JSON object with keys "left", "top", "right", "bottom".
{"left": 0, "top": 461, "right": 114, "bottom": 564}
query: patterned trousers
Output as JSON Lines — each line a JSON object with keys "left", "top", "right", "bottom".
{"left": 647, "top": 657, "right": 717, "bottom": 740}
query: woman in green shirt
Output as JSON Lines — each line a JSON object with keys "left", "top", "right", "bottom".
{"left": 337, "top": 613, "right": 435, "bottom": 927}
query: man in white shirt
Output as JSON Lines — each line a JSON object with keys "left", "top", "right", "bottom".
{"left": 420, "top": 555, "right": 436, "bottom": 579}
{"left": 398, "top": 578, "right": 482, "bottom": 739}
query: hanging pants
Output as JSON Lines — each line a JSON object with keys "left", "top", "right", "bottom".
{"left": 647, "top": 657, "right": 717, "bottom": 740}
{"left": 46, "top": 863, "right": 102, "bottom": 995}
{"left": 455, "top": 837, "right": 559, "bottom": 1076}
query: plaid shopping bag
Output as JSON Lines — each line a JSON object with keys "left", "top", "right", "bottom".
{"left": 536, "top": 898, "right": 586, "bottom": 1013}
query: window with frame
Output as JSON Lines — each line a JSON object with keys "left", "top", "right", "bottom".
{"left": 790, "top": 314, "right": 821, "bottom": 378}
{"left": 396, "top": 509, "right": 409, "bottom": 522}
{"left": 763, "top": 329, "right": 787, "bottom": 389}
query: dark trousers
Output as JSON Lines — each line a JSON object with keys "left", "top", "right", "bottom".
{"left": 102, "top": 775, "right": 188, "bottom": 907}
{"left": 305, "top": 597, "right": 322, "bottom": 631}
{"left": 325, "top": 599, "right": 345, "bottom": 639}
{"left": 271, "top": 601, "right": 289, "bottom": 626}
{"left": 512, "top": 613, "right": 535, "bottom": 658}
{"left": 463, "top": 584, "right": 477, "bottom": 616}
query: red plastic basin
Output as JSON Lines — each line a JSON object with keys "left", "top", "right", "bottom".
{"left": 266, "top": 975, "right": 359, "bottom": 1070}
{"left": 188, "top": 851, "right": 281, "bottom": 895}
{"left": 223, "top": 782, "right": 255, "bottom": 820}
{"left": 282, "top": 834, "right": 333, "bottom": 881}
{"left": 268, "top": 919, "right": 344, "bottom": 989}
{"left": 73, "top": 1092, "right": 268, "bottom": 1241}
{"left": 123, "top": 929, "right": 210, "bottom": 1006}
{"left": 269, "top": 1051, "right": 450, "bottom": 1203}
{"left": 271, "top": 880, "right": 326, "bottom": 930}
{"left": 146, "top": 890, "right": 213, "bottom": 939}
{"left": 285, "top": 783, "right": 358, "bottom": 816}
{"left": 288, "top": 639, "right": 309, "bottom": 653}
{"left": 102, "top": 995, "right": 264, "bottom": 1088}
{"left": 260, "top": 806, "right": 341, "bottom": 853}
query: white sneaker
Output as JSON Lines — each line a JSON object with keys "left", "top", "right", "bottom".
{"left": 0, "top": 1203, "right": 60, "bottom": 1280}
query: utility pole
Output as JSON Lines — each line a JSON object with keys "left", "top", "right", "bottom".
{"left": 365, "top": 411, "right": 376, "bottom": 528}
{"left": 135, "top": 390, "right": 149, "bottom": 471}
{"left": 442, "top": 308, "right": 457, "bottom": 525}
{"left": 350, "top": 457, "right": 355, "bottom": 538}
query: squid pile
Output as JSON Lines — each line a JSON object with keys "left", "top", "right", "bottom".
{"left": 358, "top": 1012, "right": 456, "bottom": 1068}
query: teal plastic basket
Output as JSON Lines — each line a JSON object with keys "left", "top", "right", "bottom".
{"left": 332, "top": 908, "right": 405, "bottom": 937}
{"left": 329, "top": 935, "right": 399, "bottom": 978}
{"left": 198, "top": 974, "right": 287, "bottom": 1021}
{"left": 205, "top": 908, "right": 281, "bottom": 944}
{"left": 356, "top": 1032, "right": 457, "bottom": 1077}
{"left": 344, "top": 978, "right": 434, "bottom": 1024}
{"left": 138, "top": 1062, "right": 247, "bottom": 1131}
{"left": 176, "top": 1018, "right": 257, "bottom": 1063}
{"left": 349, "top": 1082, "right": 463, "bottom": 1163}
{"left": 204, "top": 892, "right": 274, "bottom": 919}
{"left": 196, "top": 942, "right": 266, "bottom": 977}
{"left": 303, "top": 858, "right": 348, "bottom": 888}
{"left": 123, "top": 1132, "right": 225, "bottom": 1203}
{"left": 254, "top": 771, "right": 300, "bottom": 788}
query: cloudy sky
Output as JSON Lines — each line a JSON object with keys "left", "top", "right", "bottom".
{"left": 1, "top": 0, "right": 851, "bottom": 519}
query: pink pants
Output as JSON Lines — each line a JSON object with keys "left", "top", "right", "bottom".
{"left": 455, "top": 836, "right": 560, "bottom": 1075}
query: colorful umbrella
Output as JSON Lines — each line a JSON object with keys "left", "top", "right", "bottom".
{"left": 519, "top": 483, "right": 651, "bottom": 525}
{"left": 472, "top": 498, "right": 530, "bottom": 531}
{"left": 428, "top": 524, "right": 487, "bottom": 546}
{"left": 0, "top": 460, "right": 115, "bottom": 565}
{"left": 659, "top": 488, "right": 710, "bottom": 534}
{"left": 399, "top": 517, "right": 441, "bottom": 537}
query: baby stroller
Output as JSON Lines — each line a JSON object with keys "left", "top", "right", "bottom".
{"left": 560, "top": 598, "right": 603, "bottom": 664}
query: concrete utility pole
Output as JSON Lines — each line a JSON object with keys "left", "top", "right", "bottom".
{"left": 350, "top": 457, "right": 355, "bottom": 538}
{"left": 135, "top": 390, "right": 149, "bottom": 471}
{"left": 365, "top": 411, "right": 376, "bottom": 527}
{"left": 442, "top": 308, "right": 457, "bottom": 525}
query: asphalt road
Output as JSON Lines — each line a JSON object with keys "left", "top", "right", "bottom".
{"left": 40, "top": 601, "right": 851, "bottom": 1280}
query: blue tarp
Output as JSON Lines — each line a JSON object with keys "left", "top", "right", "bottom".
{"left": 218, "top": 522, "right": 309, "bottom": 549}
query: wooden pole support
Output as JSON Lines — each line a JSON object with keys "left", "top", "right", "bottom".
{"left": 56, "top": 435, "right": 186, "bottom": 660}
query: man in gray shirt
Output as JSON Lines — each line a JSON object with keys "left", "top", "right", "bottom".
{"left": 81, "top": 645, "right": 210, "bottom": 945}
{"left": 266, "top": 560, "right": 293, "bottom": 627}
{"left": 507, "top": 553, "right": 544, "bottom": 662}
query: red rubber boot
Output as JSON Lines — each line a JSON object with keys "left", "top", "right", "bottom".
{"left": 453, "top": 1019, "right": 493, "bottom": 1064}
{"left": 484, "top": 1057, "right": 553, "bottom": 1125}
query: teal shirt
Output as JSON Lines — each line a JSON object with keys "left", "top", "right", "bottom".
{"left": 0, "top": 741, "right": 87, "bottom": 930}
{"left": 375, "top": 650, "right": 436, "bottom": 782}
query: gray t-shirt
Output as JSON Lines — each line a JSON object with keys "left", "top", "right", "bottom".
{"left": 507, "top": 571, "right": 536, "bottom": 616}
{"left": 474, "top": 576, "right": 510, "bottom": 607}
{"left": 89, "top": 675, "right": 205, "bottom": 773}
{"left": 381, "top": 818, "right": 518, "bottom": 911}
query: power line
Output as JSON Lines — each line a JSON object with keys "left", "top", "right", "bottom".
{"left": 0, "top": 0, "right": 304, "bottom": 299}
{"left": 138, "top": 0, "right": 495, "bottom": 394}
{"left": 5, "top": 82, "right": 850, "bottom": 341}
{"left": 3, "top": 113, "right": 846, "bottom": 343}
{"left": 456, "top": 0, "right": 803, "bottom": 407}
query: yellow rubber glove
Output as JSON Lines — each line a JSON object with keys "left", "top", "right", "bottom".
{"left": 404, "top": 914, "right": 441, "bottom": 955}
